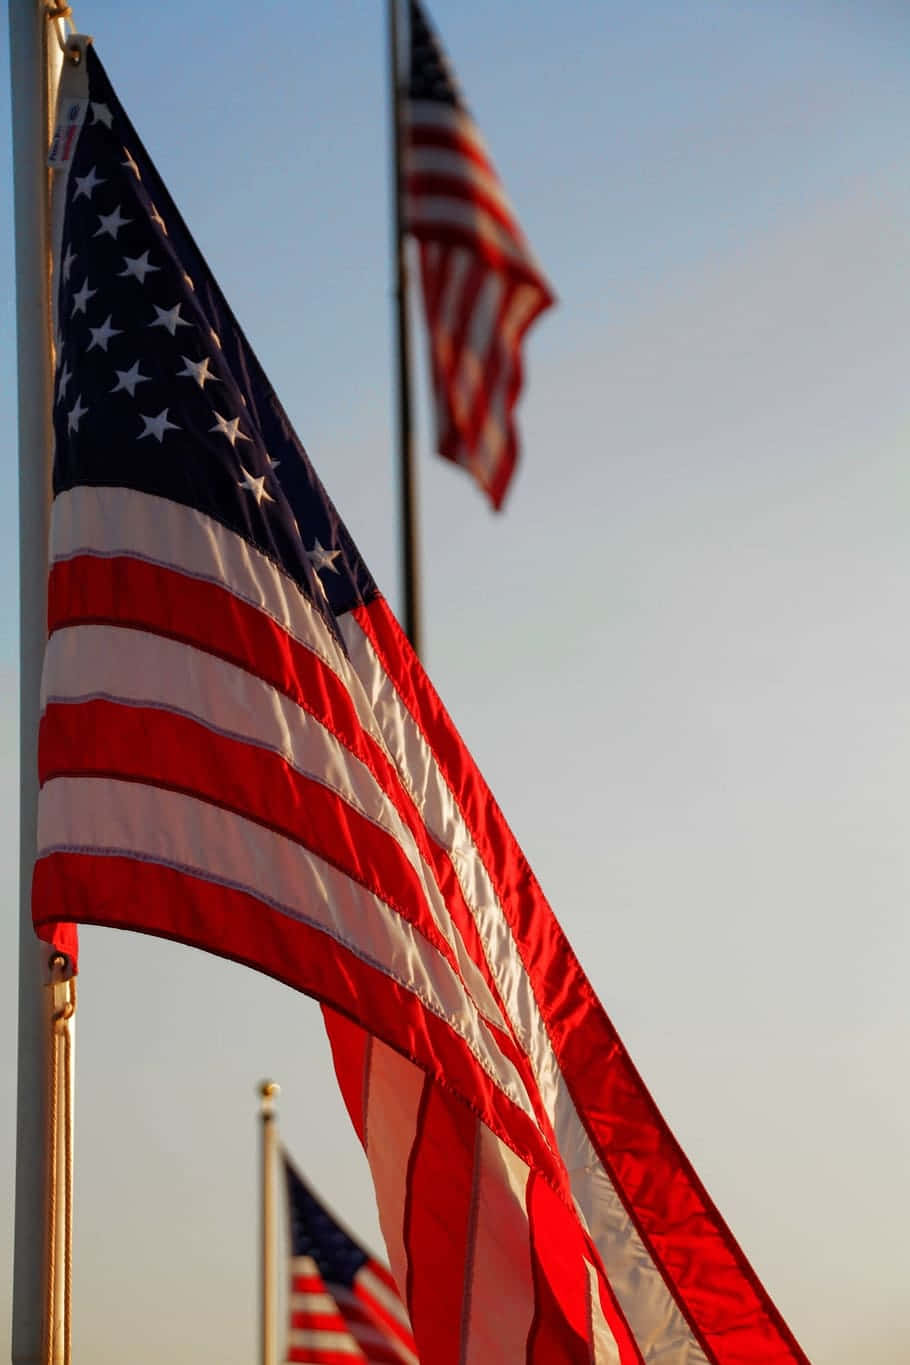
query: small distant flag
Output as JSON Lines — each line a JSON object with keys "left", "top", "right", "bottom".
{"left": 283, "top": 1155, "right": 418, "bottom": 1365}
{"left": 403, "top": 0, "right": 554, "bottom": 507}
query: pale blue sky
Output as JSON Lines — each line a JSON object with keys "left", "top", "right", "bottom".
{"left": 2, "top": 3, "right": 909, "bottom": 1362}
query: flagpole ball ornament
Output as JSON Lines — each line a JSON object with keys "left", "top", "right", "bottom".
{"left": 258, "top": 1080, "right": 279, "bottom": 1117}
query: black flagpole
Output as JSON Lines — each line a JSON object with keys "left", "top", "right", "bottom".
{"left": 388, "top": 0, "right": 422, "bottom": 657}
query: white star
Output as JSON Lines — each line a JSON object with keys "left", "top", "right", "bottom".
{"left": 119, "top": 250, "right": 158, "bottom": 284}
{"left": 148, "top": 202, "right": 168, "bottom": 236}
{"left": 138, "top": 409, "right": 179, "bottom": 442}
{"left": 56, "top": 361, "right": 72, "bottom": 403}
{"left": 61, "top": 244, "right": 77, "bottom": 282}
{"left": 237, "top": 466, "right": 273, "bottom": 506}
{"left": 307, "top": 539, "right": 342, "bottom": 575}
{"left": 72, "top": 166, "right": 104, "bottom": 201}
{"left": 210, "top": 411, "right": 249, "bottom": 447}
{"left": 265, "top": 452, "right": 280, "bottom": 472}
{"left": 112, "top": 360, "right": 149, "bottom": 396}
{"left": 87, "top": 315, "right": 122, "bottom": 352}
{"left": 94, "top": 204, "right": 132, "bottom": 240}
{"left": 67, "top": 395, "right": 87, "bottom": 433}
{"left": 121, "top": 147, "right": 140, "bottom": 180}
{"left": 71, "top": 278, "right": 96, "bottom": 316}
{"left": 210, "top": 327, "right": 222, "bottom": 350}
{"left": 178, "top": 355, "right": 217, "bottom": 389}
{"left": 183, "top": 272, "right": 195, "bottom": 291}
{"left": 150, "top": 303, "right": 191, "bottom": 336}
{"left": 90, "top": 102, "right": 113, "bottom": 128}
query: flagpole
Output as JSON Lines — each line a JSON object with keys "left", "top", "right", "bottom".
{"left": 388, "top": 0, "right": 422, "bottom": 656}
{"left": 9, "top": 4, "right": 75, "bottom": 1363}
{"left": 259, "top": 1080, "right": 280, "bottom": 1365}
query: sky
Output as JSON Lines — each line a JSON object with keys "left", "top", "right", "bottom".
{"left": 2, "top": 1, "right": 909, "bottom": 1361}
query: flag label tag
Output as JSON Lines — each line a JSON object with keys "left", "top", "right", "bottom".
{"left": 48, "top": 98, "right": 89, "bottom": 168}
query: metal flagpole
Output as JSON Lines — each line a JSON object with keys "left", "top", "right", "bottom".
{"left": 9, "top": 3, "right": 77, "bottom": 1363}
{"left": 259, "top": 1081, "right": 280, "bottom": 1365}
{"left": 388, "top": 0, "right": 422, "bottom": 657}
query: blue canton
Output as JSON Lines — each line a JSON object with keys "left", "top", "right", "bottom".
{"left": 285, "top": 1161, "right": 368, "bottom": 1287}
{"left": 54, "top": 47, "right": 377, "bottom": 623}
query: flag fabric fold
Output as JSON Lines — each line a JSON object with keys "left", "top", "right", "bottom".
{"left": 34, "top": 40, "right": 809, "bottom": 1365}
{"left": 283, "top": 1153, "right": 418, "bottom": 1365}
{"left": 403, "top": 0, "right": 554, "bottom": 508}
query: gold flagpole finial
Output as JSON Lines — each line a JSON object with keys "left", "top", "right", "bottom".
{"left": 258, "top": 1079, "right": 280, "bottom": 1117}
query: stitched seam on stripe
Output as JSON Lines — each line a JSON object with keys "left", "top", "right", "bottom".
{"left": 36, "top": 838, "right": 527, "bottom": 1110}
{"left": 43, "top": 689, "right": 413, "bottom": 855}
{"left": 524, "top": 1171, "right": 543, "bottom": 1365}
{"left": 344, "top": 615, "right": 530, "bottom": 1048}
{"left": 402, "top": 1075, "right": 432, "bottom": 1340}
{"left": 43, "top": 676, "right": 506, "bottom": 1031}
{"left": 39, "top": 731, "right": 499, "bottom": 1038}
{"left": 456, "top": 1119, "right": 482, "bottom": 1365}
{"left": 361, "top": 1033, "right": 374, "bottom": 1157}
{"left": 37, "top": 880, "right": 548, "bottom": 1200}
{"left": 49, "top": 543, "right": 356, "bottom": 705}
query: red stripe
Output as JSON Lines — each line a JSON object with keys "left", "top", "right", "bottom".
{"left": 33, "top": 850, "right": 563, "bottom": 1190}
{"left": 407, "top": 121, "right": 497, "bottom": 180}
{"left": 351, "top": 598, "right": 811, "bottom": 1365}
{"left": 402, "top": 1082, "right": 477, "bottom": 1365}
{"left": 287, "top": 1349, "right": 364, "bottom": 1365}
{"left": 288, "top": 1310, "right": 351, "bottom": 1332}
{"left": 287, "top": 1350, "right": 364, "bottom": 1364}
{"left": 322, "top": 1007, "right": 369, "bottom": 1145}
{"left": 290, "top": 1272, "right": 330, "bottom": 1292}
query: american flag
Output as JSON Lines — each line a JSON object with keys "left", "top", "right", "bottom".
{"left": 283, "top": 1155, "right": 417, "bottom": 1364}
{"left": 34, "top": 40, "right": 810, "bottom": 1365}
{"left": 403, "top": 0, "right": 554, "bottom": 508}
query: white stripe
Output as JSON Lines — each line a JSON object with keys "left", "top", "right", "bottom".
{"left": 286, "top": 1328, "right": 363, "bottom": 1355}
{"left": 289, "top": 1255, "right": 320, "bottom": 1277}
{"left": 407, "top": 100, "right": 490, "bottom": 161}
{"left": 362, "top": 1040, "right": 424, "bottom": 1308}
{"left": 288, "top": 1290, "right": 340, "bottom": 1316}
{"left": 338, "top": 618, "right": 709, "bottom": 1365}
{"left": 42, "top": 622, "right": 506, "bottom": 1031}
{"left": 405, "top": 144, "right": 513, "bottom": 220}
{"left": 36, "top": 777, "right": 535, "bottom": 1121}
{"left": 585, "top": 1261, "right": 622, "bottom": 1365}
{"left": 461, "top": 1124, "right": 534, "bottom": 1364}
